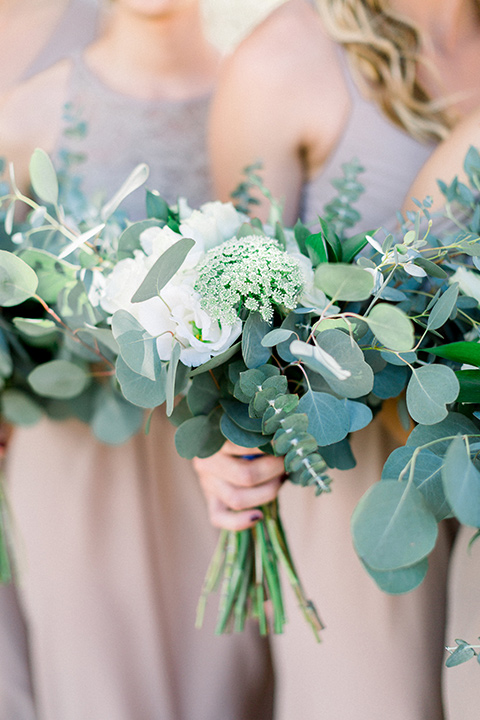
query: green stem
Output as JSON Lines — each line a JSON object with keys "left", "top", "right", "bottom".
{"left": 196, "top": 528, "right": 228, "bottom": 629}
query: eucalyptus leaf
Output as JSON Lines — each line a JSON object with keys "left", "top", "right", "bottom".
{"left": 443, "top": 436, "right": 480, "bottom": 527}
{"left": 406, "top": 412, "right": 479, "bottom": 456}
{"left": 303, "top": 329, "right": 374, "bottom": 398}
{"left": 1, "top": 389, "right": 43, "bottom": 426}
{"left": 29, "top": 148, "right": 58, "bottom": 205}
{"left": 427, "top": 283, "right": 459, "bottom": 331}
{"left": 174, "top": 410, "right": 225, "bottom": 459}
{"left": 111, "top": 309, "right": 158, "bottom": 380}
{"left": 261, "top": 328, "right": 294, "bottom": 347}
{"left": 445, "top": 643, "right": 477, "bottom": 668}
{"left": 220, "top": 413, "right": 266, "bottom": 447}
{"left": 166, "top": 342, "right": 181, "bottom": 416}
{"left": 406, "top": 365, "right": 460, "bottom": 425}
{"left": 220, "top": 399, "right": 263, "bottom": 432}
{"left": 0, "top": 331, "right": 12, "bottom": 378}
{"left": 131, "top": 237, "right": 195, "bottom": 303}
{"left": 319, "top": 438, "right": 356, "bottom": 470}
{"left": 344, "top": 400, "right": 373, "bottom": 432}
{"left": 12, "top": 317, "right": 57, "bottom": 338}
{"left": 189, "top": 342, "right": 241, "bottom": 377}
{"left": 381, "top": 446, "right": 451, "bottom": 521}
{"left": 315, "top": 263, "right": 374, "bottom": 301}
{"left": 362, "top": 557, "right": 428, "bottom": 594}
{"left": 366, "top": 304, "right": 415, "bottom": 352}
{"left": 28, "top": 359, "right": 89, "bottom": 399}
{"left": 242, "top": 312, "right": 271, "bottom": 368}
{"left": 297, "top": 391, "right": 350, "bottom": 446}
{"left": 116, "top": 355, "right": 167, "bottom": 408}
{"left": 351, "top": 480, "right": 438, "bottom": 571}
{"left": 187, "top": 372, "right": 222, "bottom": 416}
{"left": 19, "top": 248, "right": 77, "bottom": 303}
{"left": 0, "top": 250, "right": 38, "bottom": 306}
{"left": 373, "top": 363, "right": 409, "bottom": 399}
{"left": 117, "top": 219, "right": 162, "bottom": 260}
{"left": 101, "top": 163, "right": 149, "bottom": 220}
{"left": 91, "top": 385, "right": 144, "bottom": 445}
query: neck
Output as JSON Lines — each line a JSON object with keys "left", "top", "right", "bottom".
{"left": 86, "top": 2, "right": 219, "bottom": 100}
{"left": 390, "top": 0, "right": 480, "bottom": 52}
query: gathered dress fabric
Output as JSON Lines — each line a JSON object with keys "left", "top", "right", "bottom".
{"left": 442, "top": 524, "right": 480, "bottom": 719}
{"left": 269, "top": 47, "right": 451, "bottom": 720}
{"left": 2, "top": 54, "right": 274, "bottom": 720}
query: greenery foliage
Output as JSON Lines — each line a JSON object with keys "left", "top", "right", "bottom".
{"left": 0, "top": 149, "right": 479, "bottom": 647}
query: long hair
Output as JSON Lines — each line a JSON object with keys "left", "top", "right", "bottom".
{"left": 316, "top": 0, "right": 466, "bottom": 142}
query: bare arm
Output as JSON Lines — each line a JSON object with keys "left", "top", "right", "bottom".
{"left": 405, "top": 105, "right": 480, "bottom": 211}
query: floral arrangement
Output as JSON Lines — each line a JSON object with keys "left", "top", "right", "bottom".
{"left": 0, "top": 148, "right": 479, "bottom": 644}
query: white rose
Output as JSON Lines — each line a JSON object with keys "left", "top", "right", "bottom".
{"left": 179, "top": 201, "right": 246, "bottom": 252}
{"left": 139, "top": 224, "right": 204, "bottom": 275}
{"left": 449, "top": 266, "right": 480, "bottom": 305}
{"left": 100, "top": 251, "right": 156, "bottom": 317}
{"left": 138, "top": 283, "right": 241, "bottom": 367}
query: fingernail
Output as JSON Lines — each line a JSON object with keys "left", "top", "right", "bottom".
{"left": 242, "top": 454, "right": 263, "bottom": 461}
{"left": 250, "top": 512, "right": 263, "bottom": 523}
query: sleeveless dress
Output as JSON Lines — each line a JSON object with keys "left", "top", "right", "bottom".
{"left": 269, "top": 48, "right": 451, "bottom": 720}
{"left": 3, "top": 56, "right": 274, "bottom": 720}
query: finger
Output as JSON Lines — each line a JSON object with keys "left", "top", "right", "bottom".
{"left": 194, "top": 452, "right": 284, "bottom": 489}
{"left": 206, "top": 495, "right": 264, "bottom": 532}
{"left": 206, "top": 473, "right": 282, "bottom": 512}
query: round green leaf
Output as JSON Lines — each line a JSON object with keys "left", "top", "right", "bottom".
{"left": 315, "top": 263, "right": 374, "bottom": 301}
{"left": 111, "top": 309, "right": 158, "bottom": 381}
{"left": 29, "top": 148, "right": 58, "bottom": 205}
{"left": 297, "top": 391, "right": 350, "bottom": 446}
{"left": 362, "top": 557, "right": 428, "bottom": 595}
{"left": 366, "top": 304, "right": 414, "bottom": 352}
{"left": 295, "top": 329, "right": 374, "bottom": 399}
{"left": 91, "top": 386, "right": 144, "bottom": 445}
{"left": 115, "top": 355, "right": 167, "bottom": 409}
{"left": 406, "top": 412, "right": 478, "bottom": 456}
{"left": 220, "top": 413, "right": 266, "bottom": 447}
{"left": 174, "top": 412, "right": 225, "bottom": 459}
{"left": 0, "top": 250, "right": 38, "bottom": 306}
{"left": 28, "top": 359, "right": 89, "bottom": 399}
{"left": 1, "top": 389, "right": 43, "bottom": 426}
{"left": 351, "top": 480, "right": 438, "bottom": 571}
{"left": 382, "top": 446, "right": 450, "bottom": 521}
{"left": 443, "top": 436, "right": 480, "bottom": 527}
{"left": 406, "top": 365, "right": 460, "bottom": 425}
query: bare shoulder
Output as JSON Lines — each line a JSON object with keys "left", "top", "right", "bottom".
{"left": 0, "top": 59, "right": 72, "bottom": 191}
{"left": 219, "top": 0, "right": 338, "bottom": 109}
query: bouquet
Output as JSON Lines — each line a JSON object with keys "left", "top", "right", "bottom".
{"left": 0, "top": 148, "right": 479, "bottom": 643}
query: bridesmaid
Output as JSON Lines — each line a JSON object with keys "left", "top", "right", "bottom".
{"left": 0, "top": 0, "right": 99, "bottom": 95}
{"left": 0, "top": 2, "right": 273, "bottom": 719}
{"left": 0, "top": 3, "right": 99, "bottom": 718}
{"left": 406, "top": 106, "right": 480, "bottom": 720}
{"left": 195, "top": 1, "right": 480, "bottom": 718}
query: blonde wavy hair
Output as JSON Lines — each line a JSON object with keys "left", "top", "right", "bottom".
{"left": 315, "top": 0, "right": 474, "bottom": 142}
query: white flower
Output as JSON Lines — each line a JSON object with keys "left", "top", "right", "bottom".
{"left": 179, "top": 201, "right": 246, "bottom": 252}
{"left": 196, "top": 235, "right": 304, "bottom": 324}
{"left": 138, "top": 284, "right": 242, "bottom": 367}
{"left": 100, "top": 251, "right": 156, "bottom": 317}
{"left": 449, "top": 266, "right": 480, "bottom": 305}
{"left": 139, "top": 224, "right": 204, "bottom": 277}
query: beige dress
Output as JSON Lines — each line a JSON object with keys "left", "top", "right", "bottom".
{"left": 1, "top": 55, "right": 273, "bottom": 720}
{"left": 269, "top": 47, "right": 450, "bottom": 720}
{"left": 442, "top": 524, "right": 480, "bottom": 719}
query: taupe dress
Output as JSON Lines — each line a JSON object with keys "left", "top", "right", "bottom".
{"left": 269, "top": 48, "right": 450, "bottom": 720}
{"left": 2, "top": 55, "right": 273, "bottom": 720}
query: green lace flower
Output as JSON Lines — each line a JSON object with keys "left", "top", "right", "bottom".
{"left": 195, "top": 234, "right": 304, "bottom": 324}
